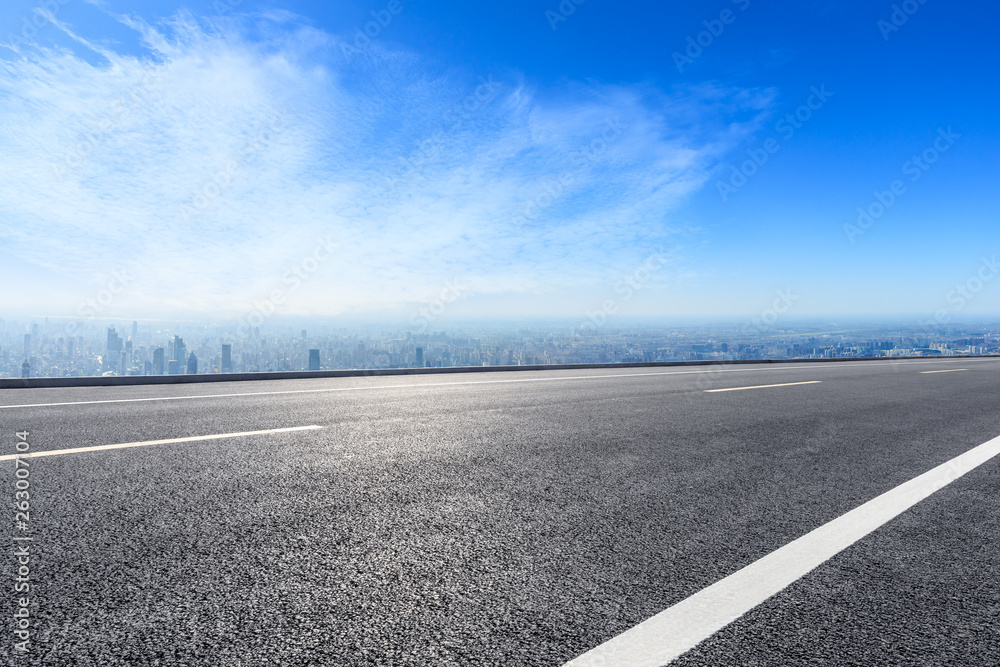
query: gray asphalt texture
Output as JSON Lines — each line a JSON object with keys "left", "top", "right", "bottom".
{"left": 2, "top": 357, "right": 999, "bottom": 666}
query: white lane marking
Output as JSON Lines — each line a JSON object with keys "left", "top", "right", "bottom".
{"left": 0, "top": 426, "right": 321, "bottom": 462}
{"left": 704, "top": 380, "right": 821, "bottom": 393}
{"left": 564, "top": 433, "right": 1000, "bottom": 667}
{"left": 0, "top": 358, "right": 989, "bottom": 410}
{"left": 920, "top": 369, "right": 969, "bottom": 374}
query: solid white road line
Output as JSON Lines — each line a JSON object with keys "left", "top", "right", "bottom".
{"left": 920, "top": 369, "right": 969, "bottom": 374}
{"left": 563, "top": 433, "right": 1000, "bottom": 667}
{"left": 0, "top": 358, "right": 989, "bottom": 410}
{"left": 0, "top": 425, "right": 322, "bottom": 462}
{"left": 704, "top": 380, "right": 822, "bottom": 393}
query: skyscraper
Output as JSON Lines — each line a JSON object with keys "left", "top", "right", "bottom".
{"left": 153, "top": 348, "right": 165, "bottom": 375}
{"left": 21, "top": 360, "right": 30, "bottom": 378}
{"left": 131, "top": 320, "right": 138, "bottom": 342}
{"left": 415, "top": 347, "right": 424, "bottom": 367}
{"left": 187, "top": 352, "right": 198, "bottom": 375}
{"left": 23, "top": 333, "right": 29, "bottom": 357}
{"left": 106, "top": 327, "right": 124, "bottom": 373}
{"left": 221, "top": 344, "right": 232, "bottom": 373}
{"left": 172, "top": 336, "right": 186, "bottom": 368}
{"left": 107, "top": 327, "right": 122, "bottom": 354}
{"left": 308, "top": 348, "right": 320, "bottom": 371}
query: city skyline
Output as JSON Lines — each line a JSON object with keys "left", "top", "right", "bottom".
{"left": 5, "top": 313, "right": 1000, "bottom": 379}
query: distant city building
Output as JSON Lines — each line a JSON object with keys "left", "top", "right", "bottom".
{"left": 187, "top": 352, "right": 198, "bottom": 375}
{"left": 131, "top": 320, "right": 138, "bottom": 342}
{"left": 167, "top": 359, "right": 181, "bottom": 375}
{"left": 4, "top": 319, "right": 1000, "bottom": 380}
{"left": 308, "top": 349, "right": 320, "bottom": 371}
{"left": 106, "top": 327, "right": 123, "bottom": 354}
{"left": 20, "top": 359, "right": 30, "bottom": 378}
{"left": 172, "top": 336, "right": 186, "bottom": 367}
{"left": 301, "top": 329, "right": 307, "bottom": 340}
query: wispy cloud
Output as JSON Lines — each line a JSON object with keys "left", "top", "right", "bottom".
{"left": 0, "top": 8, "right": 772, "bottom": 320}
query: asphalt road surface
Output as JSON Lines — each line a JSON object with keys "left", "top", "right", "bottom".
{"left": 1, "top": 357, "right": 999, "bottom": 666}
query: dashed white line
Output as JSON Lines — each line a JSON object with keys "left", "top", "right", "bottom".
{"left": 704, "top": 380, "right": 822, "bottom": 393}
{"left": 0, "top": 358, "right": 990, "bottom": 410}
{"left": 920, "top": 369, "right": 969, "bottom": 374}
{"left": 563, "top": 433, "right": 1000, "bottom": 667}
{"left": 0, "top": 425, "right": 322, "bottom": 462}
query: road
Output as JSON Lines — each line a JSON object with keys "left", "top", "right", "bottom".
{"left": 1, "top": 357, "right": 999, "bottom": 665}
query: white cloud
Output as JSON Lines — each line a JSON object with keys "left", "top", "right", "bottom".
{"left": 0, "top": 9, "right": 773, "bottom": 321}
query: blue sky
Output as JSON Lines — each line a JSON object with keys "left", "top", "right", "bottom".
{"left": 1, "top": 0, "right": 998, "bottom": 324}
